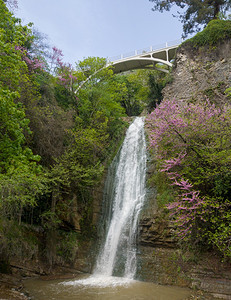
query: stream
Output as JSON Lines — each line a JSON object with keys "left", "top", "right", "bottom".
{"left": 24, "top": 274, "right": 191, "bottom": 299}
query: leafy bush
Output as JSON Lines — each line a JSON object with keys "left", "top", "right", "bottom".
{"left": 146, "top": 99, "right": 231, "bottom": 258}
{"left": 0, "top": 220, "right": 40, "bottom": 262}
{"left": 182, "top": 19, "right": 231, "bottom": 48}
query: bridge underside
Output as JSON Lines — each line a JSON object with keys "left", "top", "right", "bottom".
{"left": 110, "top": 46, "right": 177, "bottom": 74}
{"left": 75, "top": 43, "right": 180, "bottom": 93}
{"left": 111, "top": 58, "right": 171, "bottom": 74}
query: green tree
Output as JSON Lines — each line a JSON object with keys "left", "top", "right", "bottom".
{"left": 3, "top": 0, "right": 17, "bottom": 11}
{"left": 114, "top": 73, "right": 145, "bottom": 116}
{"left": 35, "top": 56, "right": 128, "bottom": 235}
{"left": 0, "top": 1, "right": 47, "bottom": 220}
{"left": 147, "top": 73, "right": 163, "bottom": 111}
{"left": 149, "top": 0, "right": 231, "bottom": 37}
{"left": 74, "top": 57, "right": 125, "bottom": 123}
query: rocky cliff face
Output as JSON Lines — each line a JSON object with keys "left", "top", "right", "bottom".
{"left": 138, "top": 208, "right": 231, "bottom": 299}
{"left": 163, "top": 40, "right": 231, "bottom": 105}
{"left": 137, "top": 40, "right": 231, "bottom": 299}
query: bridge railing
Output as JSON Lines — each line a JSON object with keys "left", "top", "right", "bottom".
{"left": 108, "top": 39, "right": 182, "bottom": 63}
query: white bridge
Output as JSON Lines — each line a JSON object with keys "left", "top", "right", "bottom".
{"left": 75, "top": 39, "right": 181, "bottom": 93}
{"left": 108, "top": 39, "right": 181, "bottom": 74}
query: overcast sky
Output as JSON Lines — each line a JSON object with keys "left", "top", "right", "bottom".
{"left": 16, "top": 0, "right": 183, "bottom": 66}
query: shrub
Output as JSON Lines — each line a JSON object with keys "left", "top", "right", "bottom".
{"left": 182, "top": 19, "right": 231, "bottom": 48}
{"left": 146, "top": 99, "right": 231, "bottom": 257}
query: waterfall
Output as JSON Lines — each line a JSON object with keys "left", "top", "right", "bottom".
{"left": 63, "top": 116, "right": 146, "bottom": 287}
{"left": 94, "top": 116, "right": 147, "bottom": 279}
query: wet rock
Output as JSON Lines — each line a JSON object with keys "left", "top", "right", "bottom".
{"left": 138, "top": 212, "right": 231, "bottom": 298}
{"left": 0, "top": 274, "right": 30, "bottom": 299}
{"left": 191, "top": 267, "right": 231, "bottom": 299}
{"left": 139, "top": 216, "right": 177, "bottom": 248}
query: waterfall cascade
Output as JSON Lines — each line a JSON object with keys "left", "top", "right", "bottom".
{"left": 64, "top": 117, "right": 147, "bottom": 287}
{"left": 94, "top": 116, "right": 147, "bottom": 279}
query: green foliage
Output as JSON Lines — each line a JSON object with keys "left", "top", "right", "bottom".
{"left": 0, "top": 90, "right": 39, "bottom": 171}
{"left": 207, "top": 202, "right": 231, "bottom": 258}
{"left": 40, "top": 210, "right": 61, "bottom": 230}
{"left": 0, "top": 219, "right": 40, "bottom": 261}
{"left": 0, "top": 171, "right": 47, "bottom": 221}
{"left": 75, "top": 56, "right": 109, "bottom": 80}
{"left": 0, "top": 0, "right": 31, "bottom": 92}
{"left": 0, "top": 2, "right": 48, "bottom": 219}
{"left": 110, "top": 69, "right": 170, "bottom": 115}
{"left": 225, "top": 87, "right": 231, "bottom": 100}
{"left": 126, "top": 69, "right": 170, "bottom": 113}
{"left": 113, "top": 73, "right": 144, "bottom": 116}
{"left": 54, "top": 84, "right": 76, "bottom": 109}
{"left": 149, "top": 0, "right": 231, "bottom": 37}
{"left": 0, "top": 0, "right": 173, "bottom": 267}
{"left": 182, "top": 19, "right": 231, "bottom": 48}
{"left": 56, "top": 230, "right": 79, "bottom": 263}
{"left": 147, "top": 73, "right": 163, "bottom": 111}
{"left": 75, "top": 57, "right": 125, "bottom": 121}
{"left": 149, "top": 172, "right": 175, "bottom": 208}
{"left": 147, "top": 99, "right": 231, "bottom": 258}
{"left": 41, "top": 57, "right": 128, "bottom": 235}
{"left": 49, "top": 112, "right": 109, "bottom": 203}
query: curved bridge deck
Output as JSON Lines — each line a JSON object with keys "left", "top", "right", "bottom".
{"left": 108, "top": 39, "right": 181, "bottom": 73}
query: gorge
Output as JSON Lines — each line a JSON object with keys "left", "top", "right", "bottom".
{"left": 0, "top": 4, "right": 231, "bottom": 298}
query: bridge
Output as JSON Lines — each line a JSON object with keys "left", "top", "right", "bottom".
{"left": 75, "top": 39, "right": 182, "bottom": 93}
{"left": 107, "top": 39, "right": 181, "bottom": 74}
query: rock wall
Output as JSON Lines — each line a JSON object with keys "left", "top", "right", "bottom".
{"left": 137, "top": 210, "right": 231, "bottom": 299}
{"left": 163, "top": 40, "right": 231, "bottom": 105}
{"left": 138, "top": 192, "right": 231, "bottom": 298}
{"left": 137, "top": 246, "right": 231, "bottom": 299}
{"left": 137, "top": 40, "right": 231, "bottom": 299}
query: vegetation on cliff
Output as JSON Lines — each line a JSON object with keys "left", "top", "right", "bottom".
{"left": 0, "top": 0, "right": 126, "bottom": 268}
{"left": 182, "top": 19, "right": 231, "bottom": 47}
{"left": 0, "top": 0, "right": 166, "bottom": 271}
{"left": 146, "top": 21, "right": 231, "bottom": 259}
{"left": 146, "top": 99, "right": 231, "bottom": 258}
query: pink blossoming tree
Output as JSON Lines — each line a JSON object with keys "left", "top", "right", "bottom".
{"left": 146, "top": 99, "right": 231, "bottom": 257}
{"left": 49, "top": 47, "right": 77, "bottom": 91}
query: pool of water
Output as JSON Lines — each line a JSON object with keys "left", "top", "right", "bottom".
{"left": 23, "top": 274, "right": 192, "bottom": 300}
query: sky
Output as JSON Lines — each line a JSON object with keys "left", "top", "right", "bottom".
{"left": 15, "top": 0, "right": 184, "bottom": 66}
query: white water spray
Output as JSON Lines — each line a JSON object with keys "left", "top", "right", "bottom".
{"left": 94, "top": 117, "right": 146, "bottom": 278}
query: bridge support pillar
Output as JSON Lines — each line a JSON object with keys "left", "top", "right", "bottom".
{"left": 166, "top": 49, "right": 169, "bottom": 63}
